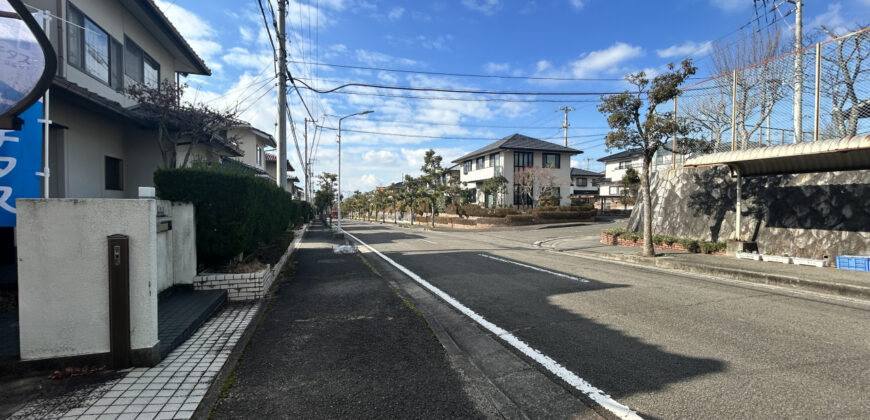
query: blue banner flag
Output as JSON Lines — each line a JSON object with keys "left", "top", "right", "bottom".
{"left": 0, "top": 101, "right": 43, "bottom": 227}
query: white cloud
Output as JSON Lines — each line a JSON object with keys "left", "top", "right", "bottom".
{"left": 656, "top": 40, "right": 712, "bottom": 58}
{"left": 222, "top": 47, "right": 272, "bottom": 70}
{"left": 387, "top": 7, "right": 405, "bottom": 21}
{"left": 355, "top": 49, "right": 418, "bottom": 67}
{"left": 239, "top": 26, "right": 254, "bottom": 42}
{"left": 359, "top": 174, "right": 381, "bottom": 189}
{"left": 462, "top": 0, "right": 502, "bottom": 15}
{"left": 809, "top": 3, "right": 849, "bottom": 35}
{"left": 154, "top": 0, "right": 222, "bottom": 68}
{"left": 363, "top": 150, "right": 398, "bottom": 163}
{"left": 536, "top": 60, "right": 552, "bottom": 72}
{"left": 484, "top": 62, "right": 510, "bottom": 73}
{"left": 570, "top": 42, "right": 643, "bottom": 78}
{"left": 570, "top": 0, "right": 584, "bottom": 11}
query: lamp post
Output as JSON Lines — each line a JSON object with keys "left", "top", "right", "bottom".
{"left": 337, "top": 110, "right": 373, "bottom": 232}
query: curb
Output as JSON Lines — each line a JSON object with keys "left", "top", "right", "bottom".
{"left": 562, "top": 249, "right": 870, "bottom": 301}
{"left": 193, "top": 223, "right": 309, "bottom": 420}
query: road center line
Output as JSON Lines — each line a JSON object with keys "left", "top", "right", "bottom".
{"left": 420, "top": 239, "right": 437, "bottom": 244}
{"left": 342, "top": 229, "right": 640, "bottom": 420}
{"left": 478, "top": 254, "right": 590, "bottom": 283}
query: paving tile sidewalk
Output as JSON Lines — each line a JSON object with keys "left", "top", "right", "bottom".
{"left": 8, "top": 303, "right": 258, "bottom": 420}
{"left": 209, "top": 224, "right": 483, "bottom": 419}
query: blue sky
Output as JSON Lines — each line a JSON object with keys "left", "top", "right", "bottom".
{"left": 156, "top": 0, "right": 870, "bottom": 194}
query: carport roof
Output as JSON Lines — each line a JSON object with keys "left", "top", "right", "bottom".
{"left": 683, "top": 135, "right": 870, "bottom": 176}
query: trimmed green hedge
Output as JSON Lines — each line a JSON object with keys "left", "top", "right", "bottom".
{"left": 154, "top": 168, "right": 310, "bottom": 266}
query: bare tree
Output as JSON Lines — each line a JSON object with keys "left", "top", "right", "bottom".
{"left": 514, "top": 167, "right": 557, "bottom": 208}
{"left": 127, "top": 80, "right": 240, "bottom": 168}
{"left": 819, "top": 25, "right": 870, "bottom": 138}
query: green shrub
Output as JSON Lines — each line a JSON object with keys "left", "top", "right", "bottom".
{"left": 699, "top": 241, "right": 727, "bottom": 254}
{"left": 677, "top": 238, "right": 700, "bottom": 253}
{"left": 460, "top": 204, "right": 517, "bottom": 218}
{"left": 539, "top": 194, "right": 560, "bottom": 207}
{"left": 622, "top": 232, "right": 642, "bottom": 242}
{"left": 154, "top": 168, "right": 309, "bottom": 267}
{"left": 652, "top": 234, "right": 680, "bottom": 245}
{"left": 603, "top": 228, "right": 629, "bottom": 237}
{"left": 506, "top": 214, "right": 534, "bottom": 224}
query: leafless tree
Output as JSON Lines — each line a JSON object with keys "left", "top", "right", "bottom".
{"left": 514, "top": 167, "right": 557, "bottom": 208}
{"left": 819, "top": 25, "right": 870, "bottom": 138}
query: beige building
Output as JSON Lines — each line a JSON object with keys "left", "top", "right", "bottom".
{"left": 24, "top": 0, "right": 220, "bottom": 198}
{"left": 452, "top": 134, "right": 581, "bottom": 207}
{"left": 596, "top": 149, "right": 644, "bottom": 210}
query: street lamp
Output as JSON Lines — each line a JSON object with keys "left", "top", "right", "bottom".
{"left": 337, "top": 110, "right": 373, "bottom": 232}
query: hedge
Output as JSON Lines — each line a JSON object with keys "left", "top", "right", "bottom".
{"left": 608, "top": 230, "right": 725, "bottom": 254}
{"left": 154, "top": 168, "right": 310, "bottom": 267}
{"left": 456, "top": 204, "right": 518, "bottom": 218}
{"left": 506, "top": 214, "right": 533, "bottom": 224}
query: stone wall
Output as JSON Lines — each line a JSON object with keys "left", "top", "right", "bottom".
{"left": 626, "top": 166, "right": 870, "bottom": 259}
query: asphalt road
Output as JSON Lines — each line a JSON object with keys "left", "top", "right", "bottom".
{"left": 343, "top": 220, "right": 870, "bottom": 419}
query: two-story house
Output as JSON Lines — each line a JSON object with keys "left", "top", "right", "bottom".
{"left": 24, "top": 0, "right": 225, "bottom": 198}
{"left": 263, "top": 151, "right": 300, "bottom": 195}
{"left": 596, "top": 149, "right": 644, "bottom": 210}
{"left": 452, "top": 133, "right": 581, "bottom": 207}
{"left": 570, "top": 168, "right": 603, "bottom": 202}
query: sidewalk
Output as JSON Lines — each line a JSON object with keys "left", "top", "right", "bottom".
{"left": 540, "top": 236, "right": 870, "bottom": 300}
{"left": 207, "top": 223, "right": 483, "bottom": 419}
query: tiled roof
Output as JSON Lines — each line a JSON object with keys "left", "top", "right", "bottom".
{"left": 264, "top": 152, "right": 295, "bottom": 172}
{"left": 452, "top": 133, "right": 582, "bottom": 163}
{"left": 597, "top": 148, "right": 644, "bottom": 162}
{"left": 570, "top": 168, "right": 604, "bottom": 177}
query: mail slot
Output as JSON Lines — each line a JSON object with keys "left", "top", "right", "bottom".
{"left": 107, "top": 234, "right": 130, "bottom": 368}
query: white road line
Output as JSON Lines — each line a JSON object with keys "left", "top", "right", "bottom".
{"left": 420, "top": 239, "right": 437, "bottom": 244}
{"left": 478, "top": 254, "right": 590, "bottom": 283}
{"left": 342, "top": 229, "right": 640, "bottom": 420}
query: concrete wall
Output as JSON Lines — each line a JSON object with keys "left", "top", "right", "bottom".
{"left": 171, "top": 202, "right": 196, "bottom": 286}
{"left": 16, "top": 199, "right": 159, "bottom": 361}
{"left": 626, "top": 166, "right": 870, "bottom": 259}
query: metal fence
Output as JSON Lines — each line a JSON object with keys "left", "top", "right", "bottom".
{"left": 674, "top": 27, "right": 870, "bottom": 160}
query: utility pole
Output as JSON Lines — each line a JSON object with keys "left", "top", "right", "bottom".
{"left": 276, "top": 0, "right": 288, "bottom": 190}
{"left": 584, "top": 157, "right": 592, "bottom": 170}
{"left": 303, "top": 118, "right": 309, "bottom": 202}
{"left": 792, "top": 0, "right": 803, "bottom": 143}
{"left": 558, "top": 106, "right": 575, "bottom": 147}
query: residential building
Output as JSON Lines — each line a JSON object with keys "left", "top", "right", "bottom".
{"left": 263, "top": 151, "right": 297, "bottom": 194}
{"left": 229, "top": 124, "right": 275, "bottom": 173}
{"left": 22, "top": 0, "right": 216, "bottom": 198}
{"left": 570, "top": 168, "right": 604, "bottom": 203}
{"left": 452, "top": 133, "right": 581, "bottom": 207}
{"left": 596, "top": 149, "right": 644, "bottom": 210}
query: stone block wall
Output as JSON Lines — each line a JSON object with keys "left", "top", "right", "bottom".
{"left": 626, "top": 166, "right": 870, "bottom": 259}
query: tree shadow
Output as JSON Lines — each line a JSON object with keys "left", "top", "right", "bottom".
{"left": 376, "top": 249, "right": 727, "bottom": 402}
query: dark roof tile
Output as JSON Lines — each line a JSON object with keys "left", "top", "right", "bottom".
{"left": 452, "top": 133, "right": 581, "bottom": 162}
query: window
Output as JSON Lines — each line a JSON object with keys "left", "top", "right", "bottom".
{"left": 514, "top": 151, "right": 533, "bottom": 168}
{"left": 542, "top": 153, "right": 560, "bottom": 169}
{"left": 256, "top": 145, "right": 262, "bottom": 166}
{"left": 67, "top": 5, "right": 123, "bottom": 89}
{"left": 542, "top": 187, "right": 560, "bottom": 198}
{"left": 491, "top": 153, "right": 500, "bottom": 171}
{"left": 463, "top": 160, "right": 472, "bottom": 174}
{"left": 609, "top": 186, "right": 621, "bottom": 195}
{"left": 618, "top": 160, "right": 632, "bottom": 169}
{"left": 468, "top": 188, "right": 477, "bottom": 203}
{"left": 105, "top": 156, "right": 123, "bottom": 190}
{"left": 125, "top": 37, "right": 160, "bottom": 88}
{"left": 514, "top": 184, "right": 532, "bottom": 206}
{"left": 475, "top": 156, "right": 485, "bottom": 170}
{"left": 578, "top": 178, "right": 588, "bottom": 187}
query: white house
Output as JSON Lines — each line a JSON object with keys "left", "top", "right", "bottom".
{"left": 24, "top": 0, "right": 215, "bottom": 199}
{"left": 570, "top": 168, "right": 604, "bottom": 196}
{"left": 596, "top": 149, "right": 644, "bottom": 210}
{"left": 452, "top": 133, "right": 581, "bottom": 207}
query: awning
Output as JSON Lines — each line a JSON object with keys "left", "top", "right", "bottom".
{"left": 683, "top": 135, "right": 870, "bottom": 176}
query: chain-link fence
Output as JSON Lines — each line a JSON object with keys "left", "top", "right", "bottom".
{"left": 675, "top": 27, "right": 870, "bottom": 161}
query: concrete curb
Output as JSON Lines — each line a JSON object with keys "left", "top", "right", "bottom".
{"left": 562, "top": 249, "right": 870, "bottom": 301}
{"left": 193, "top": 223, "right": 309, "bottom": 420}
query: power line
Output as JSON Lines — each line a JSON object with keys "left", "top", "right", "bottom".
{"left": 293, "top": 77, "right": 651, "bottom": 96}
{"left": 321, "top": 116, "right": 609, "bottom": 130}
{"left": 315, "top": 126, "right": 609, "bottom": 141}
{"left": 256, "top": 0, "right": 277, "bottom": 62}
{"left": 305, "top": 89, "right": 606, "bottom": 103}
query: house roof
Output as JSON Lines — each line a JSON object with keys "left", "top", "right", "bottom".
{"left": 51, "top": 78, "right": 146, "bottom": 125}
{"left": 220, "top": 157, "right": 269, "bottom": 176}
{"left": 597, "top": 148, "right": 644, "bottom": 162}
{"left": 232, "top": 124, "right": 276, "bottom": 147}
{"left": 570, "top": 168, "right": 604, "bottom": 177}
{"left": 452, "top": 133, "right": 582, "bottom": 163}
{"left": 134, "top": 0, "right": 210, "bottom": 75}
{"left": 265, "top": 152, "right": 295, "bottom": 172}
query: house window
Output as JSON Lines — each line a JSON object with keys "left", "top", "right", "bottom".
{"left": 514, "top": 151, "right": 533, "bottom": 168}
{"left": 125, "top": 37, "right": 160, "bottom": 88}
{"left": 542, "top": 186, "right": 560, "bottom": 198}
{"left": 256, "top": 145, "right": 262, "bottom": 166}
{"left": 491, "top": 153, "right": 500, "bottom": 171}
{"left": 468, "top": 188, "right": 477, "bottom": 203}
{"left": 578, "top": 178, "right": 588, "bottom": 187}
{"left": 67, "top": 5, "right": 123, "bottom": 89}
{"left": 513, "top": 184, "right": 532, "bottom": 206}
{"left": 609, "top": 186, "right": 621, "bottom": 195}
{"left": 105, "top": 156, "right": 123, "bottom": 191}
{"left": 542, "top": 153, "right": 560, "bottom": 169}
{"left": 618, "top": 160, "right": 632, "bottom": 169}
{"left": 463, "top": 160, "right": 472, "bottom": 174}
{"left": 475, "top": 156, "right": 486, "bottom": 170}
